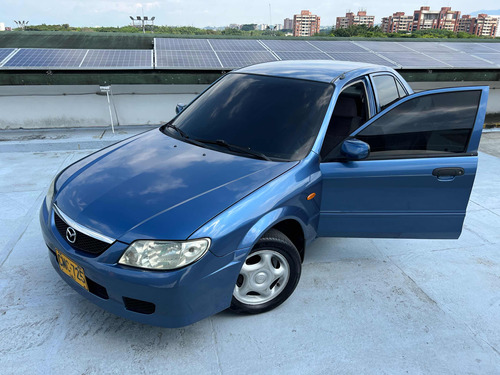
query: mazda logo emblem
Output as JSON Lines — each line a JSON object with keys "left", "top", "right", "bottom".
{"left": 66, "top": 227, "right": 77, "bottom": 244}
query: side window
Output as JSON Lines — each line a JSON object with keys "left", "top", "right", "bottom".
{"left": 372, "top": 75, "right": 400, "bottom": 110}
{"left": 395, "top": 79, "right": 407, "bottom": 98}
{"left": 320, "top": 81, "right": 369, "bottom": 160}
{"left": 356, "top": 90, "right": 481, "bottom": 159}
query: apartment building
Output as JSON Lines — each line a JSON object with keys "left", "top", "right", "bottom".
{"left": 457, "top": 14, "right": 498, "bottom": 37}
{"left": 381, "top": 12, "right": 413, "bottom": 33}
{"left": 283, "top": 18, "right": 293, "bottom": 30}
{"left": 412, "top": 6, "right": 460, "bottom": 32}
{"left": 474, "top": 14, "right": 498, "bottom": 37}
{"left": 336, "top": 10, "right": 375, "bottom": 29}
{"left": 293, "top": 10, "right": 320, "bottom": 37}
{"left": 457, "top": 15, "right": 475, "bottom": 33}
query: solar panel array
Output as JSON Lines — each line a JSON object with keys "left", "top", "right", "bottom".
{"left": 153, "top": 38, "right": 500, "bottom": 70}
{"left": 154, "top": 38, "right": 278, "bottom": 69}
{"left": 4, "top": 48, "right": 88, "bottom": 68}
{"left": 80, "top": 50, "right": 153, "bottom": 69}
{"left": 0, "top": 48, "right": 153, "bottom": 69}
{"left": 0, "top": 40, "right": 499, "bottom": 70}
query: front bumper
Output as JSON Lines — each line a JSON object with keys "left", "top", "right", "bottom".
{"left": 40, "top": 200, "right": 249, "bottom": 328}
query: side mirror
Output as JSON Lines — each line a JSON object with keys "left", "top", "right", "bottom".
{"left": 175, "top": 103, "right": 187, "bottom": 114}
{"left": 341, "top": 139, "right": 370, "bottom": 160}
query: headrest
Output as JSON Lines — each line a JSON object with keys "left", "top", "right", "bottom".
{"left": 333, "top": 96, "right": 358, "bottom": 118}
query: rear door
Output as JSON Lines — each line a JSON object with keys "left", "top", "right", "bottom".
{"left": 318, "top": 86, "right": 489, "bottom": 239}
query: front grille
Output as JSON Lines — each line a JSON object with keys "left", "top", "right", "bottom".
{"left": 54, "top": 212, "right": 111, "bottom": 255}
{"left": 123, "top": 297, "right": 156, "bottom": 314}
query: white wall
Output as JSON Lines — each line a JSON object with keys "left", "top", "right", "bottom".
{"left": 0, "top": 84, "right": 207, "bottom": 129}
{"left": 0, "top": 82, "right": 498, "bottom": 130}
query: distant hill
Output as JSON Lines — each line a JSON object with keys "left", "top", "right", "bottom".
{"left": 469, "top": 9, "right": 500, "bottom": 16}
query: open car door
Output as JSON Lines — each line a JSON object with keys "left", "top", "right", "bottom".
{"left": 318, "top": 86, "right": 489, "bottom": 239}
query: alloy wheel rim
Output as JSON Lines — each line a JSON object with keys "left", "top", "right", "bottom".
{"left": 233, "top": 249, "right": 290, "bottom": 305}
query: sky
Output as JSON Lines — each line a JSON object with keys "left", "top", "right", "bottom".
{"left": 1, "top": 0, "right": 500, "bottom": 28}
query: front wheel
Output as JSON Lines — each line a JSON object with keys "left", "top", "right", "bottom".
{"left": 230, "top": 229, "right": 302, "bottom": 314}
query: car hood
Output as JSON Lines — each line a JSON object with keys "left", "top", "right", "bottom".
{"left": 55, "top": 129, "right": 297, "bottom": 243}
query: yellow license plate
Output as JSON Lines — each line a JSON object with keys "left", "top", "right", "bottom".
{"left": 56, "top": 250, "right": 89, "bottom": 291}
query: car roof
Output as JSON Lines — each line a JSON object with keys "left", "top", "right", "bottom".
{"left": 233, "top": 60, "right": 395, "bottom": 84}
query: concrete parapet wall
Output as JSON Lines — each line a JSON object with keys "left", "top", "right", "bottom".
{"left": 0, "top": 82, "right": 498, "bottom": 130}
{"left": 0, "top": 84, "right": 206, "bottom": 130}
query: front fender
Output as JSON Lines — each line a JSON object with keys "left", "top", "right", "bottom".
{"left": 190, "top": 152, "right": 322, "bottom": 257}
{"left": 238, "top": 207, "right": 312, "bottom": 251}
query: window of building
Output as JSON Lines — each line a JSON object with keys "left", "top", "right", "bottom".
{"left": 356, "top": 90, "right": 481, "bottom": 159}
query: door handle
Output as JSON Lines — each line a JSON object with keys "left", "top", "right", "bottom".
{"left": 432, "top": 167, "right": 465, "bottom": 179}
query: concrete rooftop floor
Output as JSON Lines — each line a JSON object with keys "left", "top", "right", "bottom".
{"left": 0, "top": 128, "right": 499, "bottom": 374}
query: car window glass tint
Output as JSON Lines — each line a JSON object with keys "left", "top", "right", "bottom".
{"left": 171, "top": 73, "right": 334, "bottom": 161}
{"left": 395, "top": 79, "right": 407, "bottom": 98}
{"left": 357, "top": 90, "right": 481, "bottom": 158}
{"left": 373, "top": 75, "right": 400, "bottom": 110}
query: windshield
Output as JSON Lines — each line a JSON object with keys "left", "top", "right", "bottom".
{"left": 166, "top": 73, "right": 334, "bottom": 161}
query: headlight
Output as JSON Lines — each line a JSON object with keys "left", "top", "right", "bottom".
{"left": 118, "top": 238, "right": 211, "bottom": 270}
{"left": 45, "top": 176, "right": 57, "bottom": 212}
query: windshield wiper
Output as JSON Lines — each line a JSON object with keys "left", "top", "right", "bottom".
{"left": 162, "top": 124, "right": 209, "bottom": 148}
{"left": 162, "top": 126, "right": 272, "bottom": 161}
{"left": 193, "top": 138, "right": 272, "bottom": 161}
{"left": 163, "top": 123, "right": 189, "bottom": 139}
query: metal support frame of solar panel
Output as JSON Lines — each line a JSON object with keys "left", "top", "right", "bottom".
{"left": 80, "top": 50, "right": 153, "bottom": 69}
{"left": 1, "top": 48, "right": 88, "bottom": 69}
{"left": 327, "top": 52, "right": 399, "bottom": 68}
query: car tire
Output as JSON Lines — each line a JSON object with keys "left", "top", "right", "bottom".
{"left": 230, "top": 229, "right": 302, "bottom": 314}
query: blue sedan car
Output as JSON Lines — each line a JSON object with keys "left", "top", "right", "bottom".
{"left": 40, "top": 60, "right": 488, "bottom": 327}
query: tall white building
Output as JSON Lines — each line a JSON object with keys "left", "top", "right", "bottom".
{"left": 491, "top": 16, "right": 500, "bottom": 37}
{"left": 0, "top": 23, "right": 5, "bottom": 31}
{"left": 293, "top": 10, "right": 321, "bottom": 37}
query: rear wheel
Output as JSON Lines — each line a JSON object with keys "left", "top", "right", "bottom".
{"left": 230, "top": 229, "right": 301, "bottom": 314}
